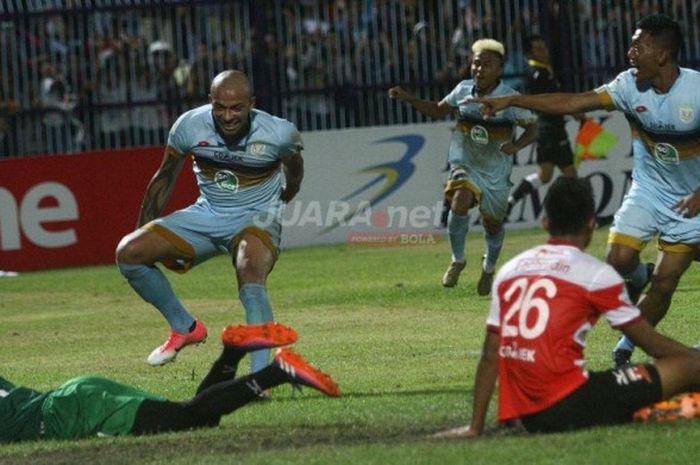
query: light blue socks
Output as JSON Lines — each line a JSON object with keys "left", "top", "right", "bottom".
{"left": 239, "top": 283, "right": 275, "bottom": 373}
{"left": 483, "top": 227, "right": 505, "bottom": 273}
{"left": 447, "top": 211, "right": 469, "bottom": 262}
{"left": 117, "top": 262, "right": 194, "bottom": 334}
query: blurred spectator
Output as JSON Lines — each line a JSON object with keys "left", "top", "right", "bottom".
{"left": 37, "top": 60, "right": 84, "bottom": 154}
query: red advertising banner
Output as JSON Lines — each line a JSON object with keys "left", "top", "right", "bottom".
{"left": 0, "top": 147, "right": 198, "bottom": 271}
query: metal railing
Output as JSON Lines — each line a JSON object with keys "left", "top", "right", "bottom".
{"left": 1, "top": 0, "right": 698, "bottom": 157}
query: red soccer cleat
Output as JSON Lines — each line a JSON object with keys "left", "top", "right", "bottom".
{"left": 147, "top": 319, "right": 208, "bottom": 366}
{"left": 274, "top": 348, "right": 340, "bottom": 397}
{"left": 221, "top": 322, "right": 298, "bottom": 351}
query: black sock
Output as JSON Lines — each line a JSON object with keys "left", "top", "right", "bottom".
{"left": 188, "top": 365, "right": 289, "bottom": 419}
{"left": 511, "top": 179, "right": 534, "bottom": 203}
{"left": 196, "top": 347, "right": 246, "bottom": 394}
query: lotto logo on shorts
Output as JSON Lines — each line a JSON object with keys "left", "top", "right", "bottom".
{"left": 613, "top": 366, "right": 653, "bottom": 385}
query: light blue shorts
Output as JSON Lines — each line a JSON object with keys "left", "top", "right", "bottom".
{"left": 609, "top": 182, "right": 700, "bottom": 252}
{"left": 145, "top": 198, "right": 282, "bottom": 272}
{"left": 444, "top": 166, "right": 510, "bottom": 222}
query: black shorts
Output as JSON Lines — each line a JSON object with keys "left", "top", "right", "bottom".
{"left": 536, "top": 134, "right": 574, "bottom": 167}
{"left": 520, "top": 364, "right": 662, "bottom": 433}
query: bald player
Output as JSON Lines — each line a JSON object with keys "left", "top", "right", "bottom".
{"left": 389, "top": 39, "right": 537, "bottom": 295}
{"left": 116, "top": 70, "right": 304, "bottom": 372}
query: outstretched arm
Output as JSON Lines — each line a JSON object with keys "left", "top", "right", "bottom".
{"left": 137, "top": 151, "right": 186, "bottom": 227}
{"left": 281, "top": 152, "right": 304, "bottom": 203}
{"left": 388, "top": 86, "right": 453, "bottom": 119}
{"left": 467, "top": 331, "right": 500, "bottom": 437}
{"left": 471, "top": 91, "right": 604, "bottom": 118}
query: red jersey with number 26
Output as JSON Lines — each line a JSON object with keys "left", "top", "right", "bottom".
{"left": 486, "top": 241, "right": 641, "bottom": 422}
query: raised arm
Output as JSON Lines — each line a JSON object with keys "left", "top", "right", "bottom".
{"left": 388, "top": 86, "right": 453, "bottom": 119}
{"left": 137, "top": 151, "right": 187, "bottom": 227}
{"left": 472, "top": 91, "right": 604, "bottom": 118}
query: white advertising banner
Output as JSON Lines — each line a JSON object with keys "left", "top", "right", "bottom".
{"left": 281, "top": 111, "right": 633, "bottom": 249}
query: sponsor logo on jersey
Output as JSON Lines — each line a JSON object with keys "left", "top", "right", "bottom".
{"left": 653, "top": 142, "right": 680, "bottom": 165}
{"left": 214, "top": 170, "right": 240, "bottom": 192}
{"left": 634, "top": 105, "right": 647, "bottom": 113}
{"left": 197, "top": 140, "right": 210, "bottom": 146}
{"left": 679, "top": 104, "right": 695, "bottom": 124}
{"left": 470, "top": 125, "right": 489, "bottom": 145}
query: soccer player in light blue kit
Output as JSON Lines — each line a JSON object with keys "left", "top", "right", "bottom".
{"left": 472, "top": 15, "right": 700, "bottom": 367}
{"left": 389, "top": 39, "right": 537, "bottom": 294}
{"left": 116, "top": 70, "right": 304, "bottom": 372}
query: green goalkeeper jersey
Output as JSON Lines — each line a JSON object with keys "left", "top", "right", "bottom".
{"left": 0, "top": 375, "right": 165, "bottom": 443}
{"left": 0, "top": 376, "right": 49, "bottom": 442}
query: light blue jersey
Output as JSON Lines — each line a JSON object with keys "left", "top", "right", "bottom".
{"left": 597, "top": 68, "right": 700, "bottom": 249}
{"left": 147, "top": 107, "right": 303, "bottom": 271}
{"left": 442, "top": 80, "right": 535, "bottom": 219}
{"left": 167, "top": 106, "right": 303, "bottom": 213}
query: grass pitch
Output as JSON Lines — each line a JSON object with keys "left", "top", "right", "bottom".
{"left": 2, "top": 227, "right": 700, "bottom": 465}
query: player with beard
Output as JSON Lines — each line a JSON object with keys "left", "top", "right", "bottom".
{"left": 389, "top": 39, "right": 537, "bottom": 294}
{"left": 470, "top": 15, "right": 700, "bottom": 367}
{"left": 116, "top": 70, "right": 304, "bottom": 372}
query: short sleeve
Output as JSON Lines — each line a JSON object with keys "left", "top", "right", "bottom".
{"left": 278, "top": 123, "right": 304, "bottom": 159}
{"left": 166, "top": 112, "right": 191, "bottom": 157}
{"left": 595, "top": 70, "right": 633, "bottom": 113}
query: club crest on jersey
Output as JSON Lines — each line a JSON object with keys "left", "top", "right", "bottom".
{"left": 214, "top": 170, "right": 240, "bottom": 192}
{"left": 470, "top": 125, "right": 489, "bottom": 145}
{"left": 653, "top": 143, "right": 680, "bottom": 165}
{"left": 249, "top": 143, "right": 266, "bottom": 155}
{"left": 679, "top": 105, "right": 695, "bottom": 124}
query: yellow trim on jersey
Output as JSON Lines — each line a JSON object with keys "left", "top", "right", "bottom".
{"left": 456, "top": 120, "right": 513, "bottom": 141}
{"left": 629, "top": 124, "right": 700, "bottom": 160}
{"left": 165, "top": 145, "right": 185, "bottom": 159}
{"left": 143, "top": 223, "right": 196, "bottom": 274}
{"left": 230, "top": 227, "right": 279, "bottom": 259}
{"left": 444, "top": 179, "right": 481, "bottom": 204}
{"left": 595, "top": 89, "right": 615, "bottom": 111}
{"left": 195, "top": 159, "right": 280, "bottom": 188}
{"left": 657, "top": 240, "right": 699, "bottom": 254}
{"left": 607, "top": 231, "right": 646, "bottom": 251}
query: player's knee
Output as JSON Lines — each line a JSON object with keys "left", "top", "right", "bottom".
{"left": 605, "top": 250, "right": 637, "bottom": 275}
{"left": 483, "top": 221, "right": 503, "bottom": 235}
{"left": 648, "top": 272, "right": 681, "bottom": 297}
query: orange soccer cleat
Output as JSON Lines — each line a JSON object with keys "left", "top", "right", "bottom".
{"left": 274, "top": 348, "right": 340, "bottom": 397}
{"left": 221, "top": 322, "right": 298, "bottom": 351}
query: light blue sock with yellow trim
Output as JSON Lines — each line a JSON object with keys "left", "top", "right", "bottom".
{"left": 117, "top": 262, "right": 194, "bottom": 333}
{"left": 447, "top": 211, "right": 469, "bottom": 262}
{"left": 483, "top": 227, "right": 505, "bottom": 273}
{"left": 239, "top": 283, "right": 275, "bottom": 373}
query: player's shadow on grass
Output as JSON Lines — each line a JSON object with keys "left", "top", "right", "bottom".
{"left": 269, "top": 386, "right": 469, "bottom": 402}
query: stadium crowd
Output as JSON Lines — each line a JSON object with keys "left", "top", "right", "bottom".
{"left": 4, "top": 0, "right": 699, "bottom": 157}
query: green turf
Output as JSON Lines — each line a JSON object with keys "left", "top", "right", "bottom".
{"left": 1, "top": 227, "right": 699, "bottom": 465}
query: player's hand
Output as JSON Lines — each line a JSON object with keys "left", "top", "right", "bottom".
{"left": 462, "top": 96, "right": 510, "bottom": 118}
{"left": 431, "top": 424, "right": 480, "bottom": 439}
{"left": 499, "top": 142, "right": 519, "bottom": 155}
{"left": 673, "top": 192, "right": 700, "bottom": 218}
{"left": 388, "top": 86, "right": 411, "bottom": 102}
{"left": 280, "top": 184, "right": 299, "bottom": 203}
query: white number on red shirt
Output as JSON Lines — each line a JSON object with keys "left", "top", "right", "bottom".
{"left": 502, "top": 277, "right": 557, "bottom": 339}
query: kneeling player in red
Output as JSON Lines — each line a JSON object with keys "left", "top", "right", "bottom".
{"left": 437, "top": 177, "right": 700, "bottom": 437}
{"left": 0, "top": 322, "right": 339, "bottom": 443}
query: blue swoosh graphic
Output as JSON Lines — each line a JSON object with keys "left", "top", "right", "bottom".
{"left": 321, "top": 134, "right": 425, "bottom": 233}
